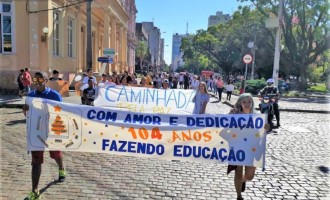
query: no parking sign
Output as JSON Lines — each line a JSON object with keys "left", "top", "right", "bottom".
{"left": 243, "top": 53, "right": 253, "bottom": 64}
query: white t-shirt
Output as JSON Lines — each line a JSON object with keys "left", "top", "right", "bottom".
{"left": 179, "top": 75, "right": 184, "bottom": 82}
{"left": 191, "top": 80, "right": 200, "bottom": 90}
{"left": 226, "top": 84, "right": 235, "bottom": 92}
{"left": 82, "top": 76, "right": 97, "bottom": 85}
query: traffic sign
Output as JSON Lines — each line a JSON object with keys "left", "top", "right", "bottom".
{"left": 103, "top": 48, "right": 115, "bottom": 56}
{"left": 97, "top": 57, "right": 113, "bottom": 63}
{"left": 242, "top": 54, "right": 253, "bottom": 64}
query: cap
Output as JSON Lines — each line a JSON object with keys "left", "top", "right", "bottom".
{"left": 163, "top": 79, "right": 169, "bottom": 83}
{"left": 266, "top": 78, "right": 274, "bottom": 83}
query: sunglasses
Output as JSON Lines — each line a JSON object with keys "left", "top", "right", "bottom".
{"left": 32, "top": 78, "right": 45, "bottom": 83}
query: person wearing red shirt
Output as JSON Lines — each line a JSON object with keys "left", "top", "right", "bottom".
{"left": 22, "top": 67, "right": 32, "bottom": 96}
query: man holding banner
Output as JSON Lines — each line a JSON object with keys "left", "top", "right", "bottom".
{"left": 23, "top": 72, "right": 66, "bottom": 200}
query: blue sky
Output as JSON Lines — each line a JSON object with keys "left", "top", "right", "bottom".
{"left": 135, "top": 0, "right": 249, "bottom": 64}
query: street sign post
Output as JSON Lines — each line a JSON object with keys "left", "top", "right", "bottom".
{"left": 103, "top": 48, "right": 115, "bottom": 59}
{"left": 102, "top": 48, "right": 115, "bottom": 75}
{"left": 241, "top": 54, "right": 253, "bottom": 93}
{"left": 97, "top": 57, "right": 113, "bottom": 63}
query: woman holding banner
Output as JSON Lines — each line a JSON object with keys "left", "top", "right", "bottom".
{"left": 227, "top": 93, "right": 270, "bottom": 200}
{"left": 192, "top": 82, "right": 209, "bottom": 114}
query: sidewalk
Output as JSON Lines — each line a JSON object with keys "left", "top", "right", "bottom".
{"left": 210, "top": 92, "right": 330, "bottom": 113}
{"left": 1, "top": 90, "right": 329, "bottom": 113}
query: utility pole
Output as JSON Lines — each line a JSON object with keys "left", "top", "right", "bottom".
{"left": 272, "top": 0, "right": 284, "bottom": 87}
{"left": 86, "top": 0, "right": 93, "bottom": 70}
{"left": 250, "top": 27, "right": 257, "bottom": 80}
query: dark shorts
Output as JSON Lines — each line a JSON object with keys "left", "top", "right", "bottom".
{"left": 179, "top": 81, "right": 183, "bottom": 85}
{"left": 31, "top": 151, "right": 62, "bottom": 165}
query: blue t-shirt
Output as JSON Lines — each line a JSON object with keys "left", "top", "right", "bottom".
{"left": 27, "top": 87, "right": 62, "bottom": 102}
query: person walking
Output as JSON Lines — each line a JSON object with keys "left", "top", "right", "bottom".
{"left": 22, "top": 72, "right": 66, "bottom": 200}
{"left": 82, "top": 68, "right": 97, "bottom": 87}
{"left": 49, "top": 70, "right": 63, "bottom": 81}
{"left": 98, "top": 74, "right": 108, "bottom": 85}
{"left": 227, "top": 93, "right": 270, "bottom": 200}
{"left": 17, "top": 69, "right": 25, "bottom": 98}
{"left": 183, "top": 73, "right": 190, "bottom": 90}
{"left": 172, "top": 77, "right": 178, "bottom": 89}
{"left": 179, "top": 73, "right": 184, "bottom": 89}
{"left": 192, "top": 82, "right": 210, "bottom": 114}
{"left": 161, "top": 79, "right": 170, "bottom": 89}
{"left": 216, "top": 76, "right": 224, "bottom": 101}
{"left": 83, "top": 77, "right": 96, "bottom": 106}
{"left": 225, "top": 80, "right": 235, "bottom": 101}
{"left": 22, "top": 67, "right": 32, "bottom": 96}
{"left": 213, "top": 76, "right": 218, "bottom": 96}
{"left": 191, "top": 76, "right": 200, "bottom": 90}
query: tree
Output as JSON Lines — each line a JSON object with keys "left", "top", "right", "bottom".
{"left": 135, "top": 41, "right": 148, "bottom": 71}
{"left": 181, "top": 7, "right": 276, "bottom": 78}
{"left": 239, "top": 0, "right": 330, "bottom": 89}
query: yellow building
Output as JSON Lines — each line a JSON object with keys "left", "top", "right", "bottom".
{"left": 0, "top": 0, "right": 136, "bottom": 89}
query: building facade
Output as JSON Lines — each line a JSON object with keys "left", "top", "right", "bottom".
{"left": 171, "top": 33, "right": 188, "bottom": 71}
{"left": 141, "top": 22, "right": 164, "bottom": 73}
{"left": 0, "top": 0, "right": 136, "bottom": 89}
{"left": 120, "top": 0, "right": 137, "bottom": 74}
{"left": 208, "top": 11, "right": 231, "bottom": 27}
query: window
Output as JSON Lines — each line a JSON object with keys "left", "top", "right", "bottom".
{"left": 0, "top": 2, "right": 13, "bottom": 53}
{"left": 67, "top": 17, "right": 74, "bottom": 57}
{"left": 53, "top": 11, "right": 60, "bottom": 56}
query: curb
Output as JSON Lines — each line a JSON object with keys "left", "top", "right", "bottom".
{"left": 210, "top": 94, "right": 330, "bottom": 114}
{"left": 0, "top": 103, "right": 24, "bottom": 109}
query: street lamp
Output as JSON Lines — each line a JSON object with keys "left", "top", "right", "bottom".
{"left": 41, "top": 27, "right": 48, "bottom": 42}
{"left": 271, "top": 0, "right": 284, "bottom": 88}
{"left": 247, "top": 27, "right": 257, "bottom": 80}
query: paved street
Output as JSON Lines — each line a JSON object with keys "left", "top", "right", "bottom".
{"left": 0, "top": 93, "right": 329, "bottom": 199}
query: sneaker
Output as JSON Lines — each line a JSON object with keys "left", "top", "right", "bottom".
{"left": 58, "top": 169, "right": 66, "bottom": 182}
{"left": 24, "top": 191, "right": 40, "bottom": 200}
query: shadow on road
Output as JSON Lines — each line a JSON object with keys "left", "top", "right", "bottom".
{"left": 318, "top": 166, "right": 329, "bottom": 174}
{"left": 6, "top": 111, "right": 23, "bottom": 114}
{"left": 6, "top": 119, "right": 26, "bottom": 126}
{"left": 280, "top": 97, "right": 330, "bottom": 104}
{"left": 40, "top": 180, "right": 61, "bottom": 195}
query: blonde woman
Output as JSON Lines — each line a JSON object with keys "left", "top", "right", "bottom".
{"left": 227, "top": 93, "right": 270, "bottom": 200}
{"left": 192, "top": 82, "right": 210, "bottom": 114}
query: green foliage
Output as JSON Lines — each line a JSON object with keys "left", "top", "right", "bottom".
{"left": 245, "top": 79, "right": 267, "bottom": 94}
{"left": 180, "top": 0, "right": 329, "bottom": 91}
{"left": 307, "top": 83, "right": 327, "bottom": 92}
{"left": 233, "top": 79, "right": 266, "bottom": 94}
{"left": 307, "top": 67, "right": 321, "bottom": 83}
{"left": 135, "top": 41, "right": 148, "bottom": 65}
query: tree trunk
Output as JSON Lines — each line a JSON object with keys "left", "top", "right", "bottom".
{"left": 299, "top": 67, "right": 308, "bottom": 90}
{"left": 326, "top": 69, "right": 330, "bottom": 91}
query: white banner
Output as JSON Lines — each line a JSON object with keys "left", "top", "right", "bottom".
{"left": 94, "top": 86, "right": 196, "bottom": 114}
{"left": 26, "top": 97, "right": 267, "bottom": 167}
